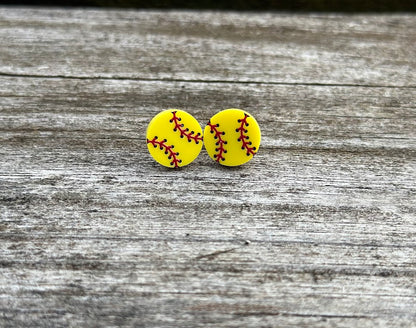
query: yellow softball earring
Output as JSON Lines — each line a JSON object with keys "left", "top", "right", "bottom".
{"left": 146, "top": 109, "right": 203, "bottom": 168}
{"left": 204, "top": 109, "right": 261, "bottom": 166}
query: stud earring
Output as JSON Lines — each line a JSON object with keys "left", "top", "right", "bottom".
{"left": 203, "top": 109, "right": 261, "bottom": 166}
{"left": 146, "top": 109, "right": 203, "bottom": 168}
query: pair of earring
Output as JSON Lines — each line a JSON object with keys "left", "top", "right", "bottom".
{"left": 146, "top": 108, "right": 261, "bottom": 168}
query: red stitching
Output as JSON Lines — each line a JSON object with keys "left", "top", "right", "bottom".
{"left": 237, "top": 114, "right": 257, "bottom": 156}
{"left": 207, "top": 121, "right": 226, "bottom": 162}
{"left": 170, "top": 111, "right": 203, "bottom": 143}
{"left": 147, "top": 137, "right": 181, "bottom": 168}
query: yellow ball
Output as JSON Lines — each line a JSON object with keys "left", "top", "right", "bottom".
{"left": 146, "top": 109, "right": 203, "bottom": 168}
{"left": 204, "top": 109, "right": 261, "bottom": 166}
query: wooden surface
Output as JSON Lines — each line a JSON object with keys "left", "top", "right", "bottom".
{"left": 1, "top": 7, "right": 416, "bottom": 327}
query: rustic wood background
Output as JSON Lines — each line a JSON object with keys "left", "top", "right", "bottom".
{"left": 1, "top": 7, "right": 415, "bottom": 327}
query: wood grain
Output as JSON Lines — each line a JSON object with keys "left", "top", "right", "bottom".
{"left": 0, "top": 7, "right": 415, "bottom": 328}
{"left": 1, "top": 8, "right": 416, "bottom": 86}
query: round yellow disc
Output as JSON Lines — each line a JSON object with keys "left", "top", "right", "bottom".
{"left": 204, "top": 109, "right": 261, "bottom": 166}
{"left": 146, "top": 109, "right": 203, "bottom": 168}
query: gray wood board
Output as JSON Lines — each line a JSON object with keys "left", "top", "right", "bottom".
{"left": 0, "top": 7, "right": 416, "bottom": 328}
{"left": 0, "top": 8, "right": 416, "bottom": 86}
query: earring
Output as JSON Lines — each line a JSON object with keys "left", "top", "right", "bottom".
{"left": 204, "top": 109, "right": 261, "bottom": 166}
{"left": 146, "top": 109, "right": 203, "bottom": 168}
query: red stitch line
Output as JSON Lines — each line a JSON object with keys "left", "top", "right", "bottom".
{"left": 207, "top": 121, "right": 226, "bottom": 162}
{"left": 147, "top": 137, "right": 181, "bottom": 168}
{"left": 170, "top": 111, "right": 203, "bottom": 143}
{"left": 237, "top": 114, "right": 257, "bottom": 156}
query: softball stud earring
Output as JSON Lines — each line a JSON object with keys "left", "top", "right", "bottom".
{"left": 146, "top": 109, "right": 203, "bottom": 168}
{"left": 204, "top": 108, "right": 261, "bottom": 166}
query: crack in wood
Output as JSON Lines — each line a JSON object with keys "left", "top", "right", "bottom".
{"left": 193, "top": 248, "right": 238, "bottom": 261}
{"left": 1, "top": 71, "right": 416, "bottom": 89}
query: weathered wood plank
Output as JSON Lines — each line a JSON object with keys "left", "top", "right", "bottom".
{"left": 0, "top": 8, "right": 415, "bottom": 86}
{"left": 1, "top": 74, "right": 415, "bottom": 326}
{"left": 0, "top": 7, "right": 416, "bottom": 328}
